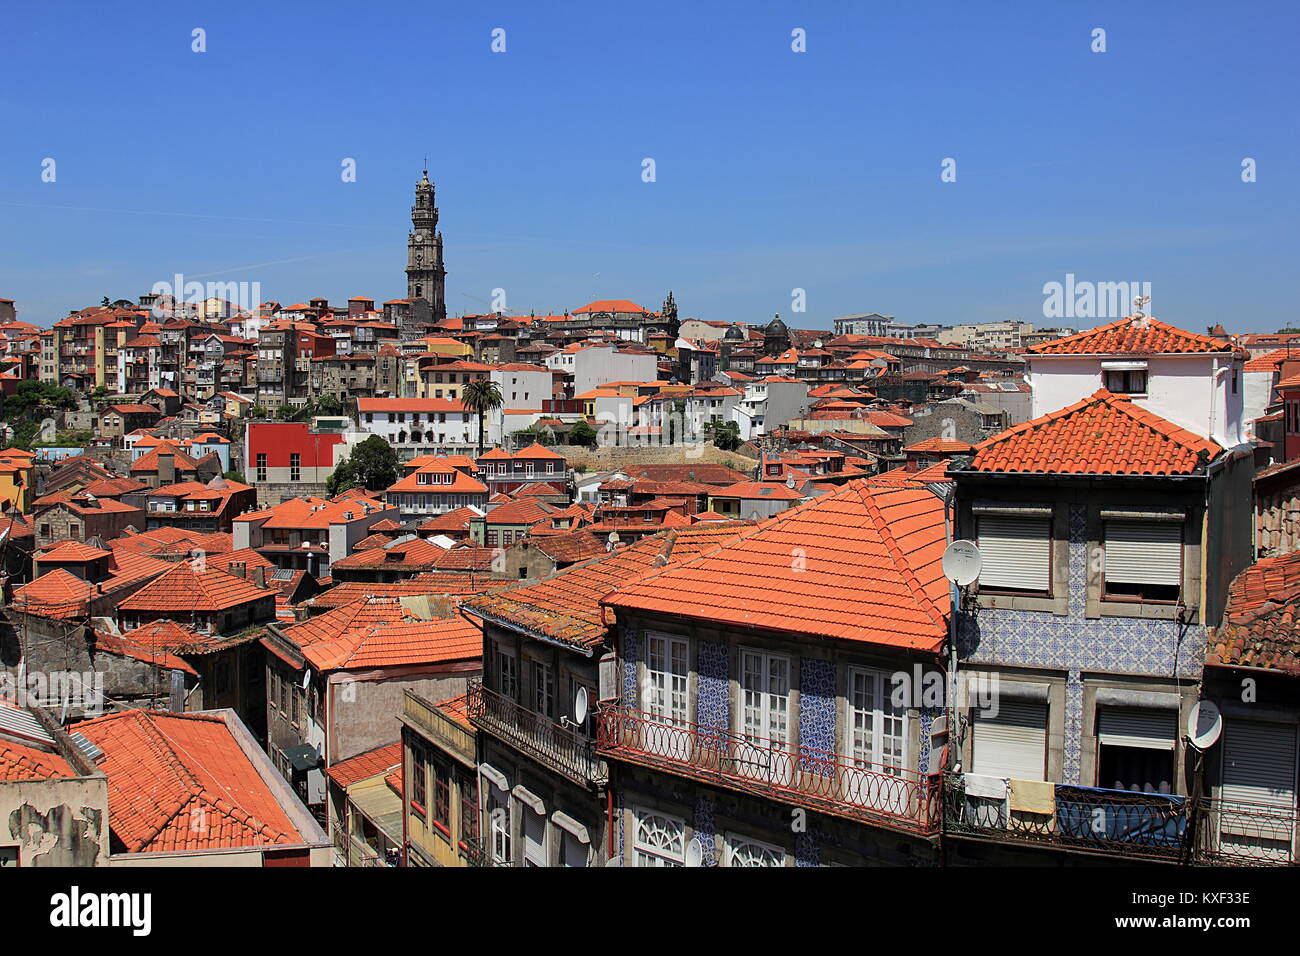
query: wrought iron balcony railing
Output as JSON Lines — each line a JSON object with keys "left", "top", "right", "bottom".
{"left": 1194, "top": 798, "right": 1297, "bottom": 866}
{"left": 467, "top": 678, "right": 606, "bottom": 788}
{"left": 597, "top": 705, "right": 942, "bottom": 836}
{"left": 942, "top": 776, "right": 1190, "bottom": 861}
{"left": 940, "top": 776, "right": 1297, "bottom": 865}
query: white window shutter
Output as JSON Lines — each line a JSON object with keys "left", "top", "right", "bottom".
{"left": 971, "top": 699, "right": 1048, "bottom": 780}
{"left": 978, "top": 516, "right": 1050, "bottom": 591}
{"left": 1104, "top": 521, "right": 1182, "bottom": 586}
{"left": 1097, "top": 707, "right": 1177, "bottom": 750}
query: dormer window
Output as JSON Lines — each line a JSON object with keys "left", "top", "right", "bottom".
{"left": 1104, "top": 369, "right": 1147, "bottom": 395}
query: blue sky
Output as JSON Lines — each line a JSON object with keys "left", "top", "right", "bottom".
{"left": 1, "top": 0, "right": 1296, "bottom": 332}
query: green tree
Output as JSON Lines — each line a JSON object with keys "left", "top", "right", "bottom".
{"left": 247, "top": 405, "right": 270, "bottom": 420}
{"left": 461, "top": 378, "right": 504, "bottom": 455}
{"left": 327, "top": 435, "right": 400, "bottom": 495}
{"left": 276, "top": 404, "right": 299, "bottom": 420}
{"left": 3, "top": 379, "right": 77, "bottom": 420}
{"left": 706, "top": 420, "right": 742, "bottom": 451}
{"left": 568, "top": 420, "right": 598, "bottom": 448}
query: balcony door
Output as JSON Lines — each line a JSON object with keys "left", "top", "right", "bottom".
{"left": 736, "top": 650, "right": 792, "bottom": 786}
{"left": 844, "top": 666, "right": 911, "bottom": 815}
{"left": 644, "top": 633, "right": 691, "bottom": 760}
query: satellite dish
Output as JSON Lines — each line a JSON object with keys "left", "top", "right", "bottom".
{"left": 684, "top": 837, "right": 703, "bottom": 868}
{"left": 574, "top": 686, "right": 589, "bottom": 725}
{"left": 1187, "top": 700, "right": 1223, "bottom": 750}
{"left": 301, "top": 669, "right": 312, "bottom": 690}
{"left": 942, "top": 540, "right": 982, "bottom": 586}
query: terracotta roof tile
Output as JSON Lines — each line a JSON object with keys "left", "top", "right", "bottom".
{"left": 0, "top": 738, "right": 75, "bottom": 782}
{"left": 967, "top": 389, "right": 1221, "bottom": 476}
{"left": 117, "top": 560, "right": 272, "bottom": 613}
{"left": 77, "top": 710, "right": 304, "bottom": 853}
{"left": 1025, "top": 315, "right": 1235, "bottom": 355}
{"left": 1210, "top": 552, "right": 1300, "bottom": 674}
{"left": 464, "top": 525, "right": 752, "bottom": 649}
{"left": 326, "top": 741, "right": 403, "bottom": 788}
{"left": 602, "top": 481, "right": 949, "bottom": 650}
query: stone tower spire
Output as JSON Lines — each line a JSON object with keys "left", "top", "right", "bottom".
{"left": 406, "top": 169, "right": 447, "bottom": 319}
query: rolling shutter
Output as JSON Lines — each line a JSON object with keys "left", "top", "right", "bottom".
{"left": 1104, "top": 521, "right": 1182, "bottom": 586}
{"left": 1097, "top": 707, "right": 1176, "bottom": 750}
{"left": 1222, "top": 721, "right": 1297, "bottom": 808}
{"left": 978, "top": 516, "right": 1050, "bottom": 592}
{"left": 971, "top": 699, "right": 1047, "bottom": 780}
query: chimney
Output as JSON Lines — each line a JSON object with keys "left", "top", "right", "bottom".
{"left": 230, "top": 561, "right": 246, "bottom": 578}
{"left": 158, "top": 451, "right": 175, "bottom": 486}
{"left": 253, "top": 566, "right": 267, "bottom": 589}
{"left": 294, "top": 606, "right": 310, "bottom": 622}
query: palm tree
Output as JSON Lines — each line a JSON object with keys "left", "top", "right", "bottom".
{"left": 462, "top": 378, "right": 504, "bottom": 455}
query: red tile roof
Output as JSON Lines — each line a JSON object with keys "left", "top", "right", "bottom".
{"left": 603, "top": 481, "right": 948, "bottom": 650}
{"left": 1243, "top": 348, "right": 1295, "bottom": 372}
{"left": 282, "top": 597, "right": 481, "bottom": 670}
{"left": 0, "top": 738, "right": 75, "bottom": 782}
{"left": 305, "top": 577, "right": 504, "bottom": 610}
{"left": 38, "top": 540, "right": 111, "bottom": 563}
{"left": 1210, "top": 552, "right": 1300, "bottom": 674}
{"left": 968, "top": 390, "right": 1221, "bottom": 476}
{"left": 326, "top": 741, "right": 403, "bottom": 788}
{"left": 904, "top": 437, "right": 975, "bottom": 454}
{"left": 435, "top": 693, "right": 473, "bottom": 731}
{"left": 463, "top": 525, "right": 753, "bottom": 649}
{"left": 531, "top": 531, "right": 607, "bottom": 563}
{"left": 77, "top": 710, "right": 304, "bottom": 853}
{"left": 117, "top": 560, "right": 272, "bottom": 613}
{"left": 1025, "top": 316, "right": 1235, "bottom": 356}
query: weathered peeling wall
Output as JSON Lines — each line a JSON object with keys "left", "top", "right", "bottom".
{"left": 1, "top": 775, "right": 109, "bottom": 866}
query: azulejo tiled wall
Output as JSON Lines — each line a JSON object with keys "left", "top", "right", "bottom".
{"left": 798, "top": 657, "right": 836, "bottom": 770}
{"left": 957, "top": 504, "right": 1204, "bottom": 679}
{"left": 621, "top": 632, "right": 639, "bottom": 705}
{"left": 957, "top": 504, "right": 1204, "bottom": 785}
{"left": 697, "top": 642, "right": 730, "bottom": 742}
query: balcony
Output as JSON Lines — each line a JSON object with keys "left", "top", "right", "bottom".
{"left": 467, "top": 678, "right": 606, "bottom": 788}
{"left": 943, "top": 776, "right": 1191, "bottom": 861}
{"left": 597, "top": 704, "right": 942, "bottom": 836}
{"left": 1194, "top": 798, "right": 1297, "bottom": 866}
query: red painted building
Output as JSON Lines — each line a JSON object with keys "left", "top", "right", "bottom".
{"left": 246, "top": 422, "right": 347, "bottom": 505}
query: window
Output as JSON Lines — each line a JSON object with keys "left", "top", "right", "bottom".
{"left": 977, "top": 514, "right": 1051, "bottom": 594}
{"left": 726, "top": 833, "right": 786, "bottom": 867}
{"left": 279, "top": 673, "right": 289, "bottom": 714}
{"left": 486, "top": 782, "right": 510, "bottom": 864}
{"left": 633, "top": 808, "right": 685, "bottom": 866}
{"left": 522, "top": 805, "right": 547, "bottom": 866}
{"left": 256, "top": 453, "right": 267, "bottom": 482}
{"left": 494, "top": 641, "right": 519, "bottom": 699}
{"left": 644, "top": 634, "right": 690, "bottom": 759}
{"left": 289, "top": 453, "right": 300, "bottom": 481}
{"left": 1219, "top": 720, "right": 1297, "bottom": 861}
{"left": 433, "top": 758, "right": 451, "bottom": 833}
{"left": 1096, "top": 707, "right": 1176, "bottom": 793}
{"left": 410, "top": 746, "right": 427, "bottom": 813}
{"left": 290, "top": 687, "right": 299, "bottom": 726}
{"left": 1103, "top": 519, "right": 1182, "bottom": 603}
{"left": 458, "top": 774, "right": 479, "bottom": 848}
{"left": 533, "top": 660, "right": 555, "bottom": 718}
{"left": 1105, "top": 369, "right": 1147, "bottom": 394}
{"left": 972, "top": 698, "right": 1048, "bottom": 780}
{"left": 740, "top": 650, "right": 791, "bottom": 784}
{"left": 560, "top": 828, "right": 589, "bottom": 867}
{"left": 847, "top": 666, "right": 908, "bottom": 777}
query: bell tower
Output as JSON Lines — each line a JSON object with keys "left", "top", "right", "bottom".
{"left": 406, "top": 169, "right": 446, "bottom": 319}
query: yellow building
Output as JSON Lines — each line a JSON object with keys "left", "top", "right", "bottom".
{"left": 0, "top": 448, "right": 36, "bottom": 512}
{"left": 400, "top": 691, "right": 480, "bottom": 867}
